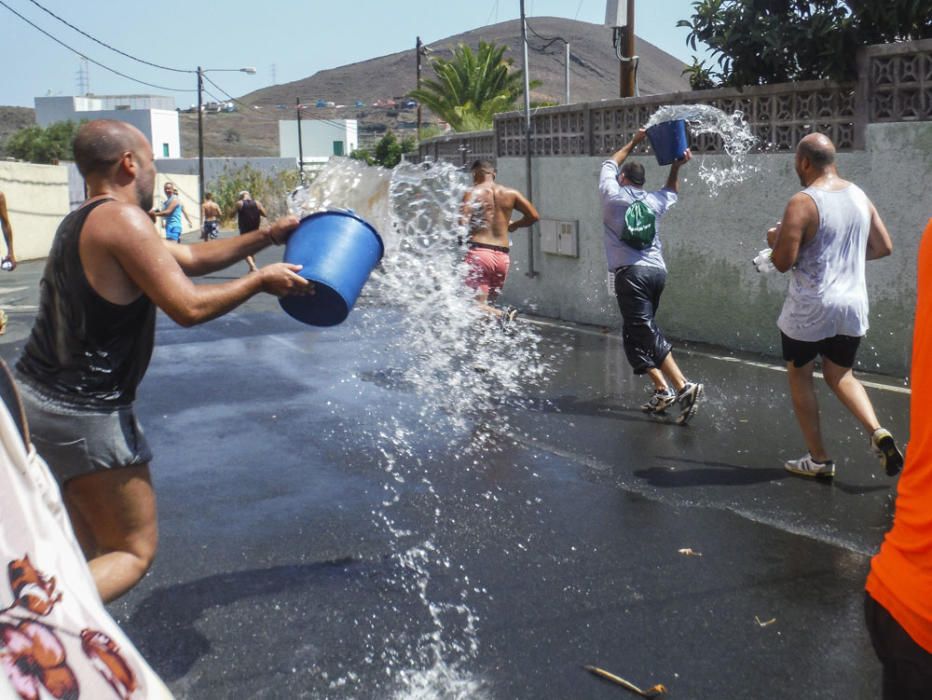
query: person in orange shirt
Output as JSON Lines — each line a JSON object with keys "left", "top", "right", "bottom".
{"left": 865, "top": 216, "right": 932, "bottom": 697}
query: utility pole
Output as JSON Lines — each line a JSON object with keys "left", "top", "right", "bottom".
{"left": 520, "top": 0, "right": 536, "bottom": 277}
{"left": 565, "top": 42, "right": 571, "bottom": 104}
{"left": 296, "top": 97, "right": 305, "bottom": 182}
{"left": 416, "top": 36, "right": 424, "bottom": 138}
{"left": 621, "top": 0, "right": 636, "bottom": 97}
{"left": 197, "top": 66, "right": 205, "bottom": 209}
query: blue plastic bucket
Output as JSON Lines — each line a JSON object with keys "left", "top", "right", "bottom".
{"left": 646, "top": 119, "right": 689, "bottom": 166}
{"left": 279, "top": 210, "right": 384, "bottom": 326}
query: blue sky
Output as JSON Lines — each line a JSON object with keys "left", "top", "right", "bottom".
{"left": 0, "top": 0, "right": 712, "bottom": 108}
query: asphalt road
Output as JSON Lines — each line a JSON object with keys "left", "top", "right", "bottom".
{"left": 0, "top": 245, "right": 909, "bottom": 699}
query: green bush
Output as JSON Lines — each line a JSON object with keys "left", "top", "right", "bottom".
{"left": 6, "top": 121, "right": 82, "bottom": 164}
{"left": 210, "top": 164, "right": 301, "bottom": 224}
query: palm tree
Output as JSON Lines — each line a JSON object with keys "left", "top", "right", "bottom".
{"left": 409, "top": 41, "right": 536, "bottom": 133}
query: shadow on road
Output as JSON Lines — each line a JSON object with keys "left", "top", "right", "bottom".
{"left": 124, "top": 557, "right": 359, "bottom": 679}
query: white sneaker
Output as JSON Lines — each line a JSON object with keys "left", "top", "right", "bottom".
{"left": 674, "top": 381, "right": 703, "bottom": 425}
{"left": 784, "top": 453, "right": 835, "bottom": 478}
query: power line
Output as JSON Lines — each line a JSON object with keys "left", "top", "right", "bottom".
{"left": 574, "top": 0, "right": 585, "bottom": 21}
{"left": 24, "top": 0, "right": 193, "bottom": 74}
{"left": 0, "top": 0, "right": 194, "bottom": 93}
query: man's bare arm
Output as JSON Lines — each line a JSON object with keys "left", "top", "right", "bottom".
{"left": 866, "top": 202, "right": 893, "bottom": 260}
{"left": 507, "top": 191, "right": 540, "bottom": 233}
{"left": 771, "top": 193, "right": 817, "bottom": 272}
{"left": 610, "top": 128, "right": 647, "bottom": 166}
{"left": 664, "top": 150, "right": 692, "bottom": 193}
{"left": 151, "top": 199, "right": 179, "bottom": 217}
{"left": 100, "top": 205, "right": 308, "bottom": 326}
{"left": 257, "top": 201, "right": 268, "bottom": 217}
{"left": 165, "top": 218, "right": 294, "bottom": 276}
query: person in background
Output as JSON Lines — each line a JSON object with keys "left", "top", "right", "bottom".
{"left": 460, "top": 159, "right": 539, "bottom": 323}
{"left": 769, "top": 133, "right": 903, "bottom": 479}
{"left": 150, "top": 182, "right": 190, "bottom": 243}
{"left": 237, "top": 190, "right": 267, "bottom": 272}
{"left": 598, "top": 128, "right": 703, "bottom": 425}
{"left": 201, "top": 191, "right": 222, "bottom": 241}
{"left": 865, "top": 216, "right": 932, "bottom": 698}
{"left": 0, "top": 190, "right": 15, "bottom": 271}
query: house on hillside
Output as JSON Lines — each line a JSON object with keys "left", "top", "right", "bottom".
{"left": 278, "top": 118, "right": 358, "bottom": 174}
{"left": 34, "top": 95, "right": 180, "bottom": 158}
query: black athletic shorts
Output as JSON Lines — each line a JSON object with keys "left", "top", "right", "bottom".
{"left": 781, "top": 332, "right": 861, "bottom": 368}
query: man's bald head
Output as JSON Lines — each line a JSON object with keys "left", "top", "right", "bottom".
{"left": 73, "top": 120, "right": 150, "bottom": 178}
{"left": 796, "top": 133, "right": 836, "bottom": 170}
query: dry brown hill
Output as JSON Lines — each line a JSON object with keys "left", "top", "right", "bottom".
{"left": 1, "top": 18, "right": 689, "bottom": 159}
{"left": 187, "top": 17, "right": 688, "bottom": 157}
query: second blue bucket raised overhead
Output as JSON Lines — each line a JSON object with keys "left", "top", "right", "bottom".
{"left": 279, "top": 210, "right": 385, "bottom": 327}
{"left": 646, "top": 119, "right": 689, "bottom": 166}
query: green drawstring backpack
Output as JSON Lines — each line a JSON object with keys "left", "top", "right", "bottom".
{"left": 619, "top": 199, "right": 657, "bottom": 250}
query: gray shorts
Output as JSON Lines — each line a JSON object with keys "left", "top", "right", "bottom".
{"left": 17, "top": 379, "right": 153, "bottom": 486}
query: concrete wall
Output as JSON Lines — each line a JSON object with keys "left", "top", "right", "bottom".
{"left": 497, "top": 122, "right": 932, "bottom": 376}
{"left": 278, "top": 120, "right": 358, "bottom": 159}
{"left": 0, "top": 161, "right": 69, "bottom": 261}
{"left": 156, "top": 157, "right": 296, "bottom": 189}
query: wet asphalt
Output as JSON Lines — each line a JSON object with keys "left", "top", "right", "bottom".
{"left": 0, "top": 238, "right": 910, "bottom": 699}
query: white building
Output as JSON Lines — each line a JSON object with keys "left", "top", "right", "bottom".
{"left": 278, "top": 119, "right": 358, "bottom": 173}
{"left": 34, "top": 95, "right": 181, "bottom": 159}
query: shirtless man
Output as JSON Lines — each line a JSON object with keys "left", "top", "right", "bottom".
{"left": 201, "top": 191, "right": 222, "bottom": 241}
{"left": 461, "top": 160, "right": 539, "bottom": 319}
{"left": 0, "top": 190, "right": 15, "bottom": 270}
{"left": 14, "top": 120, "right": 312, "bottom": 602}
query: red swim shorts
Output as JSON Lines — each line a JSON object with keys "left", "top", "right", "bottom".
{"left": 465, "top": 246, "right": 510, "bottom": 297}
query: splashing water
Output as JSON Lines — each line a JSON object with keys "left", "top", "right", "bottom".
{"left": 645, "top": 104, "right": 759, "bottom": 195}
{"left": 288, "top": 157, "right": 550, "bottom": 698}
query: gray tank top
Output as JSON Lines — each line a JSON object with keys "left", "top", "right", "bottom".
{"left": 777, "top": 183, "right": 871, "bottom": 342}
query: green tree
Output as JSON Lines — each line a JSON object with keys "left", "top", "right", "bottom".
{"left": 6, "top": 121, "right": 82, "bottom": 164}
{"left": 408, "top": 41, "right": 536, "bottom": 132}
{"left": 350, "top": 131, "right": 416, "bottom": 168}
{"left": 678, "top": 0, "right": 932, "bottom": 88}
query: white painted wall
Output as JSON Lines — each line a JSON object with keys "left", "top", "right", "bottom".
{"left": 496, "top": 122, "right": 932, "bottom": 376}
{"left": 0, "top": 161, "right": 69, "bottom": 261}
{"left": 34, "top": 97, "right": 180, "bottom": 159}
{"left": 278, "top": 119, "right": 358, "bottom": 162}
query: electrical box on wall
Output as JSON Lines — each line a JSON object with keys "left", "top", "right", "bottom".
{"left": 540, "top": 219, "right": 579, "bottom": 258}
{"left": 604, "top": 0, "right": 628, "bottom": 27}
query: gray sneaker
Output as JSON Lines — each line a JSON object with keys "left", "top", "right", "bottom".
{"left": 870, "top": 428, "right": 904, "bottom": 476}
{"left": 641, "top": 388, "right": 676, "bottom": 414}
{"left": 674, "top": 382, "right": 703, "bottom": 425}
{"left": 785, "top": 453, "right": 835, "bottom": 478}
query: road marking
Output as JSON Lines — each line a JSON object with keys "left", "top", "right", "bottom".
{"left": 0, "top": 287, "right": 29, "bottom": 295}
{"left": 525, "top": 316, "right": 910, "bottom": 396}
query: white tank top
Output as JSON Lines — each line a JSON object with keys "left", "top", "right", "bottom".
{"left": 777, "top": 183, "right": 871, "bottom": 342}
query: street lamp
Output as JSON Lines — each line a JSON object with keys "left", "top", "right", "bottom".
{"left": 196, "top": 66, "right": 256, "bottom": 215}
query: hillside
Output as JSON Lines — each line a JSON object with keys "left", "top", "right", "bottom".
{"left": 186, "top": 17, "right": 689, "bottom": 157}
{"left": 0, "top": 18, "right": 690, "bottom": 159}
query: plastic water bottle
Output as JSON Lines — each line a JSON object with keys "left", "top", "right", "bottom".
{"left": 752, "top": 247, "right": 775, "bottom": 273}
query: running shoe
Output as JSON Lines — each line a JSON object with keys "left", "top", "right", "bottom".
{"left": 784, "top": 453, "right": 835, "bottom": 478}
{"left": 674, "top": 381, "right": 703, "bottom": 425}
{"left": 641, "top": 388, "right": 676, "bottom": 414}
{"left": 498, "top": 307, "right": 519, "bottom": 332}
{"left": 871, "top": 428, "right": 904, "bottom": 477}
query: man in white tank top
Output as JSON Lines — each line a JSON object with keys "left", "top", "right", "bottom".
{"left": 767, "top": 133, "right": 903, "bottom": 479}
